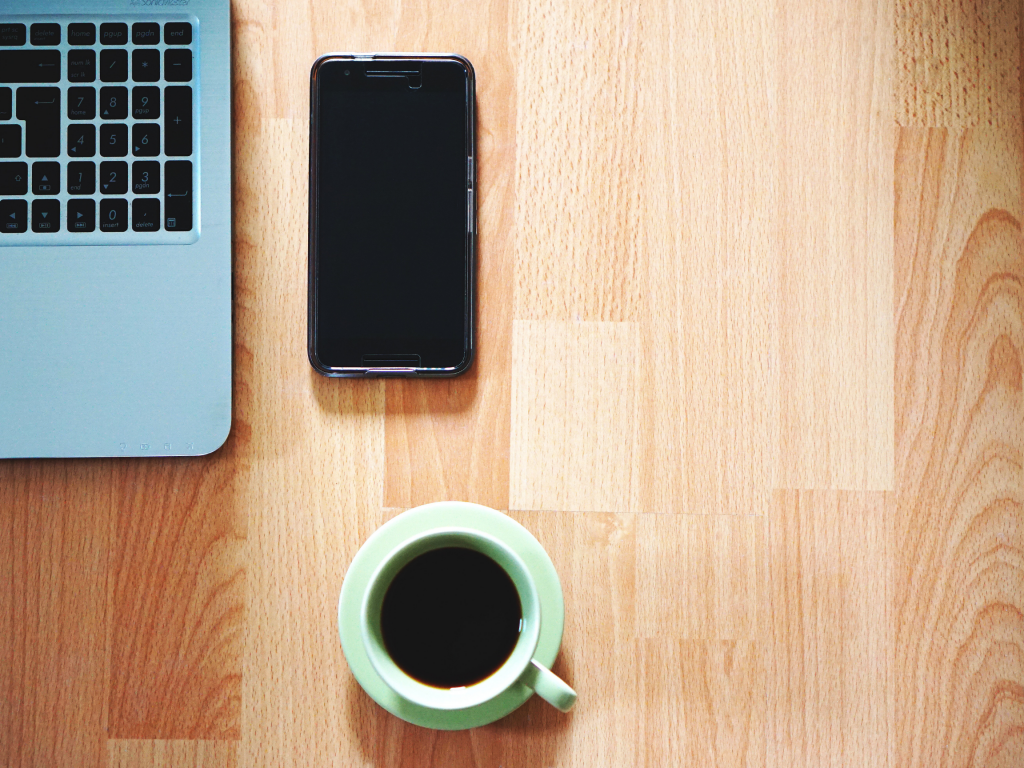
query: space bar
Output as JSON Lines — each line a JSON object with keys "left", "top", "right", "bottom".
{"left": 0, "top": 51, "right": 61, "bottom": 83}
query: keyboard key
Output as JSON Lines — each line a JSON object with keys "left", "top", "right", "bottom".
{"left": 100, "top": 198, "right": 128, "bottom": 232}
{"left": 31, "top": 161, "right": 58, "bottom": 194}
{"left": 133, "top": 123, "right": 159, "bottom": 157}
{"left": 101, "top": 49, "right": 128, "bottom": 82}
{"left": 99, "top": 86, "right": 127, "bottom": 119}
{"left": 68, "top": 50, "right": 96, "bottom": 82}
{"left": 132, "top": 161, "right": 159, "bottom": 194}
{"left": 99, "top": 161, "right": 128, "bottom": 194}
{"left": 32, "top": 199, "right": 59, "bottom": 232}
{"left": 165, "top": 49, "right": 192, "bottom": 82}
{"left": 100, "top": 124, "right": 128, "bottom": 157}
{"left": 68, "top": 86, "right": 95, "bottom": 119}
{"left": 67, "top": 161, "right": 95, "bottom": 194}
{"left": 164, "top": 23, "right": 192, "bottom": 45}
{"left": 132, "top": 49, "right": 160, "bottom": 82}
{"left": 0, "top": 162, "right": 27, "bottom": 195}
{"left": 30, "top": 24, "right": 60, "bottom": 46}
{"left": 0, "top": 199, "right": 27, "bottom": 233}
{"left": 16, "top": 88, "right": 60, "bottom": 157}
{"left": 133, "top": 23, "right": 160, "bottom": 45}
{"left": 132, "top": 86, "right": 159, "bottom": 119}
{"left": 0, "top": 24, "right": 26, "bottom": 47}
{"left": 68, "top": 199, "right": 95, "bottom": 231}
{"left": 100, "top": 23, "right": 128, "bottom": 46}
{"left": 165, "top": 87, "right": 192, "bottom": 156}
{"left": 164, "top": 161, "right": 192, "bottom": 231}
{"left": 0, "top": 51, "right": 61, "bottom": 83}
{"left": 68, "top": 23, "right": 96, "bottom": 46}
{"left": 0, "top": 125, "right": 21, "bottom": 157}
{"left": 133, "top": 198, "right": 160, "bottom": 231}
{"left": 0, "top": 87, "right": 9, "bottom": 119}
{"left": 68, "top": 124, "right": 95, "bottom": 157}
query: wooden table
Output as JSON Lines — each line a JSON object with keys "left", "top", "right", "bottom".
{"left": 3, "top": 1, "right": 1022, "bottom": 766}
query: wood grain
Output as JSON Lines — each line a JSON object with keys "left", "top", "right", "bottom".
{"left": 637, "top": 513, "right": 767, "bottom": 640}
{"left": 768, "top": 490, "right": 894, "bottom": 768}
{"left": 511, "top": 0, "right": 642, "bottom": 322}
{"left": 896, "top": 0, "right": 1021, "bottom": 127}
{"left": 384, "top": 0, "right": 517, "bottom": 512}
{"left": 107, "top": 456, "right": 245, "bottom": 739}
{"left": 509, "top": 321, "right": 639, "bottom": 513}
{"left": 640, "top": 640, "right": 766, "bottom": 768}
{"left": 107, "top": 740, "right": 238, "bottom": 768}
{"left": 777, "top": 0, "right": 895, "bottom": 491}
{"left": 0, "top": 463, "right": 112, "bottom": 768}
{"left": 894, "top": 125, "right": 1024, "bottom": 768}
{"left": 635, "top": 0, "right": 778, "bottom": 517}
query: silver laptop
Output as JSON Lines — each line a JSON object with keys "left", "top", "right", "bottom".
{"left": 0, "top": 0, "right": 231, "bottom": 458}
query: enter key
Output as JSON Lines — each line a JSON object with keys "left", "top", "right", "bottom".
{"left": 164, "top": 160, "right": 192, "bottom": 232}
{"left": 16, "top": 87, "right": 60, "bottom": 157}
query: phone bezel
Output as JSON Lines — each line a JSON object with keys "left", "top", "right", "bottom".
{"left": 307, "top": 53, "right": 476, "bottom": 378}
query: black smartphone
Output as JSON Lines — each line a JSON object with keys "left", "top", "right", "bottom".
{"left": 308, "top": 54, "right": 476, "bottom": 377}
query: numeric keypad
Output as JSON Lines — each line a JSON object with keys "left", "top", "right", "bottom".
{"left": 1, "top": 18, "right": 197, "bottom": 239}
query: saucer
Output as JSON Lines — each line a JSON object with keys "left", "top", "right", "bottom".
{"left": 338, "top": 502, "right": 565, "bottom": 730}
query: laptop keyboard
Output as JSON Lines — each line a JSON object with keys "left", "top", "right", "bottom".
{"left": 0, "top": 17, "right": 198, "bottom": 244}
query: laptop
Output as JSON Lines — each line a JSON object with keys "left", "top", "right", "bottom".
{"left": 0, "top": 0, "right": 231, "bottom": 458}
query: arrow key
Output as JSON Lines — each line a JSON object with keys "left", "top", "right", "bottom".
{"left": 32, "top": 199, "right": 59, "bottom": 232}
{"left": 32, "top": 161, "right": 59, "bottom": 195}
{"left": 99, "top": 86, "right": 127, "bottom": 119}
{"left": 99, "top": 161, "right": 128, "bottom": 194}
{"left": 132, "top": 123, "right": 159, "bottom": 157}
{"left": 68, "top": 124, "right": 96, "bottom": 157}
{"left": 0, "top": 199, "right": 27, "bottom": 233}
{"left": 67, "top": 199, "right": 95, "bottom": 231}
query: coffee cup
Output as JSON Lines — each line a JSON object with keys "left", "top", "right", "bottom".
{"left": 360, "top": 527, "right": 577, "bottom": 713}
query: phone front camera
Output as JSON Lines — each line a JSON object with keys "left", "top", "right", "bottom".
{"left": 344, "top": 69, "right": 350, "bottom": 75}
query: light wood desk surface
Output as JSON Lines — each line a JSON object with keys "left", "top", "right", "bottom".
{"left": 3, "top": 1, "right": 1022, "bottom": 766}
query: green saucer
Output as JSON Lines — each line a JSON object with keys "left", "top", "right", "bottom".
{"left": 338, "top": 502, "right": 565, "bottom": 730}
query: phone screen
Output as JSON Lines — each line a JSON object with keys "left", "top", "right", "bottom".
{"left": 310, "top": 57, "right": 473, "bottom": 373}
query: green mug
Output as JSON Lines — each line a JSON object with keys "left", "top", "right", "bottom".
{"left": 360, "top": 527, "right": 577, "bottom": 713}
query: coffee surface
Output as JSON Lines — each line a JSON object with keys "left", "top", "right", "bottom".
{"left": 381, "top": 546, "right": 522, "bottom": 689}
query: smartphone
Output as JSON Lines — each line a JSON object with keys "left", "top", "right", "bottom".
{"left": 308, "top": 54, "right": 476, "bottom": 377}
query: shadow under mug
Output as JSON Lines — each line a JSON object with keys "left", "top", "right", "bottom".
{"left": 360, "top": 527, "right": 577, "bottom": 713}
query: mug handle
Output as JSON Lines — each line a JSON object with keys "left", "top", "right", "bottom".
{"left": 520, "top": 659, "right": 577, "bottom": 712}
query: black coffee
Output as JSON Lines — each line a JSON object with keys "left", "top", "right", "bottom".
{"left": 380, "top": 546, "right": 522, "bottom": 689}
